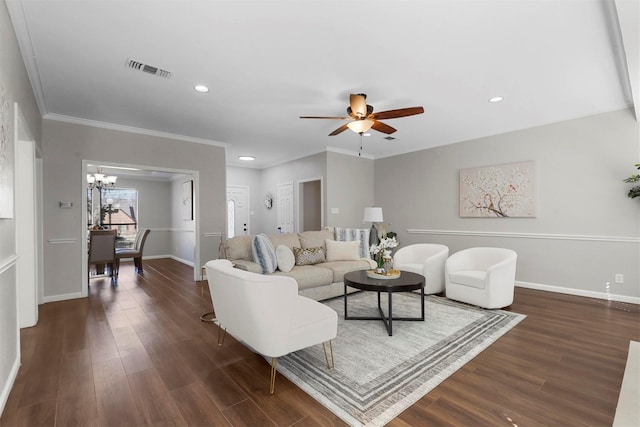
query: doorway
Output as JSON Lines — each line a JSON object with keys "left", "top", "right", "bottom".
{"left": 81, "top": 161, "right": 201, "bottom": 289}
{"left": 298, "top": 177, "right": 323, "bottom": 232}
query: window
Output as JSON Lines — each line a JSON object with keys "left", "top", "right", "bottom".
{"left": 88, "top": 187, "right": 138, "bottom": 246}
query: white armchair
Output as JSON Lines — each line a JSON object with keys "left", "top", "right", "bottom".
{"left": 445, "top": 247, "right": 517, "bottom": 309}
{"left": 393, "top": 244, "right": 449, "bottom": 294}
{"left": 204, "top": 259, "right": 337, "bottom": 394}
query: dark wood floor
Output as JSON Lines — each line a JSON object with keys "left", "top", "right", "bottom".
{"left": 1, "top": 258, "right": 638, "bottom": 426}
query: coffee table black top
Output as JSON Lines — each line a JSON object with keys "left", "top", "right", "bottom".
{"left": 344, "top": 270, "right": 424, "bottom": 293}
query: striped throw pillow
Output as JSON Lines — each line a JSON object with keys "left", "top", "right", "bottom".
{"left": 252, "top": 234, "right": 278, "bottom": 274}
{"left": 333, "top": 227, "right": 371, "bottom": 258}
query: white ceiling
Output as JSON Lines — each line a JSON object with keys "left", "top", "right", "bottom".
{"left": 7, "top": 0, "right": 637, "bottom": 169}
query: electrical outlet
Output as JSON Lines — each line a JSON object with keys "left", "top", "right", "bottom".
{"left": 615, "top": 274, "right": 624, "bottom": 284}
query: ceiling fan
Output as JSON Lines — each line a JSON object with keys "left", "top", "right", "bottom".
{"left": 300, "top": 93, "right": 424, "bottom": 136}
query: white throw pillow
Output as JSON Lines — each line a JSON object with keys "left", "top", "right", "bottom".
{"left": 276, "top": 245, "right": 295, "bottom": 272}
{"left": 325, "top": 239, "right": 360, "bottom": 262}
{"left": 252, "top": 234, "right": 278, "bottom": 274}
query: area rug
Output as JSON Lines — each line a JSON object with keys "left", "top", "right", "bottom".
{"left": 277, "top": 292, "right": 526, "bottom": 427}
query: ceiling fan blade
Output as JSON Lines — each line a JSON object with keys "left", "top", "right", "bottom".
{"left": 370, "top": 106, "right": 424, "bottom": 120}
{"left": 371, "top": 120, "right": 397, "bottom": 135}
{"left": 300, "top": 116, "right": 350, "bottom": 120}
{"left": 329, "top": 123, "right": 350, "bottom": 136}
{"left": 349, "top": 94, "right": 367, "bottom": 118}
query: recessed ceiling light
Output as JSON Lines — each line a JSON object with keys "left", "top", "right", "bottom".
{"left": 194, "top": 85, "right": 210, "bottom": 93}
{"left": 488, "top": 96, "right": 504, "bottom": 103}
{"left": 238, "top": 156, "right": 255, "bottom": 161}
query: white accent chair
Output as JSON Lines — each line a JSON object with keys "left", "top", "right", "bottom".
{"left": 393, "top": 244, "right": 449, "bottom": 294}
{"left": 445, "top": 247, "right": 517, "bottom": 309}
{"left": 204, "top": 259, "right": 337, "bottom": 394}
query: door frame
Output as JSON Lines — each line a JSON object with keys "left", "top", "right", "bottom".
{"left": 81, "top": 160, "right": 202, "bottom": 290}
{"left": 14, "top": 102, "right": 42, "bottom": 327}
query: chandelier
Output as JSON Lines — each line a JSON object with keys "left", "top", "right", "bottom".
{"left": 87, "top": 168, "right": 117, "bottom": 190}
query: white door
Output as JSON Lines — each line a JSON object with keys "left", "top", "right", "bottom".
{"left": 227, "top": 186, "right": 249, "bottom": 238}
{"left": 277, "top": 182, "right": 294, "bottom": 233}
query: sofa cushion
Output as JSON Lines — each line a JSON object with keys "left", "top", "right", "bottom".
{"left": 325, "top": 239, "right": 360, "bottom": 262}
{"left": 449, "top": 270, "right": 487, "bottom": 289}
{"left": 274, "top": 265, "right": 334, "bottom": 291}
{"left": 293, "top": 246, "right": 325, "bottom": 265}
{"left": 268, "top": 233, "right": 301, "bottom": 251}
{"left": 276, "top": 245, "right": 295, "bottom": 273}
{"left": 333, "top": 227, "right": 371, "bottom": 258}
{"left": 316, "top": 260, "right": 373, "bottom": 283}
{"left": 252, "top": 234, "right": 278, "bottom": 274}
{"left": 225, "top": 235, "right": 254, "bottom": 261}
{"left": 298, "top": 230, "right": 334, "bottom": 251}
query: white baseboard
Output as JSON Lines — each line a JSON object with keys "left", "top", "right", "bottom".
{"left": 169, "top": 255, "right": 194, "bottom": 267}
{"left": 43, "top": 291, "right": 84, "bottom": 303}
{"left": 0, "top": 356, "right": 20, "bottom": 415}
{"left": 516, "top": 281, "right": 640, "bottom": 305}
{"left": 120, "top": 254, "right": 194, "bottom": 267}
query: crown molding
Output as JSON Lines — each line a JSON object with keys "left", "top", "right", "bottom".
{"left": 44, "top": 113, "right": 228, "bottom": 148}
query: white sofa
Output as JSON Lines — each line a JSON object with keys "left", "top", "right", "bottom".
{"left": 221, "top": 229, "right": 375, "bottom": 301}
{"left": 445, "top": 247, "right": 517, "bottom": 309}
{"left": 393, "top": 243, "right": 449, "bottom": 294}
{"left": 204, "top": 259, "right": 337, "bottom": 394}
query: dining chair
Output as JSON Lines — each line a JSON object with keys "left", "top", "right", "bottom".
{"left": 115, "top": 228, "right": 150, "bottom": 276}
{"left": 88, "top": 229, "right": 117, "bottom": 282}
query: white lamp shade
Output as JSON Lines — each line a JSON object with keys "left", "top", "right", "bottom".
{"left": 87, "top": 174, "right": 95, "bottom": 184}
{"left": 363, "top": 207, "right": 383, "bottom": 223}
{"left": 347, "top": 119, "right": 374, "bottom": 134}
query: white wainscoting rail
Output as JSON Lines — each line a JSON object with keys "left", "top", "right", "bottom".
{"left": 406, "top": 229, "right": 640, "bottom": 243}
{"left": 47, "top": 238, "right": 77, "bottom": 244}
{"left": 0, "top": 254, "right": 19, "bottom": 274}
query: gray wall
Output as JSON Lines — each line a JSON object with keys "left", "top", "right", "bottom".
{"left": 42, "top": 119, "right": 226, "bottom": 300}
{"left": 0, "top": 0, "right": 42, "bottom": 413}
{"left": 228, "top": 152, "right": 376, "bottom": 234}
{"left": 375, "top": 108, "right": 640, "bottom": 301}
{"left": 326, "top": 151, "right": 375, "bottom": 228}
{"left": 260, "top": 152, "right": 328, "bottom": 234}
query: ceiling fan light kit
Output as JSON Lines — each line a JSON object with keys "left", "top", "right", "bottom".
{"left": 347, "top": 119, "right": 374, "bottom": 134}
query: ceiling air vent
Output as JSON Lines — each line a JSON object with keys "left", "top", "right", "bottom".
{"left": 383, "top": 136, "right": 397, "bottom": 141}
{"left": 126, "top": 59, "right": 172, "bottom": 78}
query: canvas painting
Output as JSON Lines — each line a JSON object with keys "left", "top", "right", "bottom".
{"left": 182, "top": 180, "right": 193, "bottom": 220}
{"left": 0, "top": 82, "right": 14, "bottom": 219}
{"left": 459, "top": 161, "right": 536, "bottom": 218}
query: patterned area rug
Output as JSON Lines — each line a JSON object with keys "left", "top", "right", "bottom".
{"left": 277, "top": 292, "right": 526, "bottom": 427}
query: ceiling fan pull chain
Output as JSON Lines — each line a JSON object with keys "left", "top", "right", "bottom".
{"left": 359, "top": 133, "right": 363, "bottom": 157}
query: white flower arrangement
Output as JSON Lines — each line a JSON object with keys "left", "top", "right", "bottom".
{"left": 369, "top": 236, "right": 399, "bottom": 259}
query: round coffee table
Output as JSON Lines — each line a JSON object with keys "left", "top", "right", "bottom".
{"left": 343, "top": 270, "right": 425, "bottom": 336}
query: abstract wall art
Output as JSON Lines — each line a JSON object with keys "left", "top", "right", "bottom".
{"left": 459, "top": 161, "right": 536, "bottom": 218}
